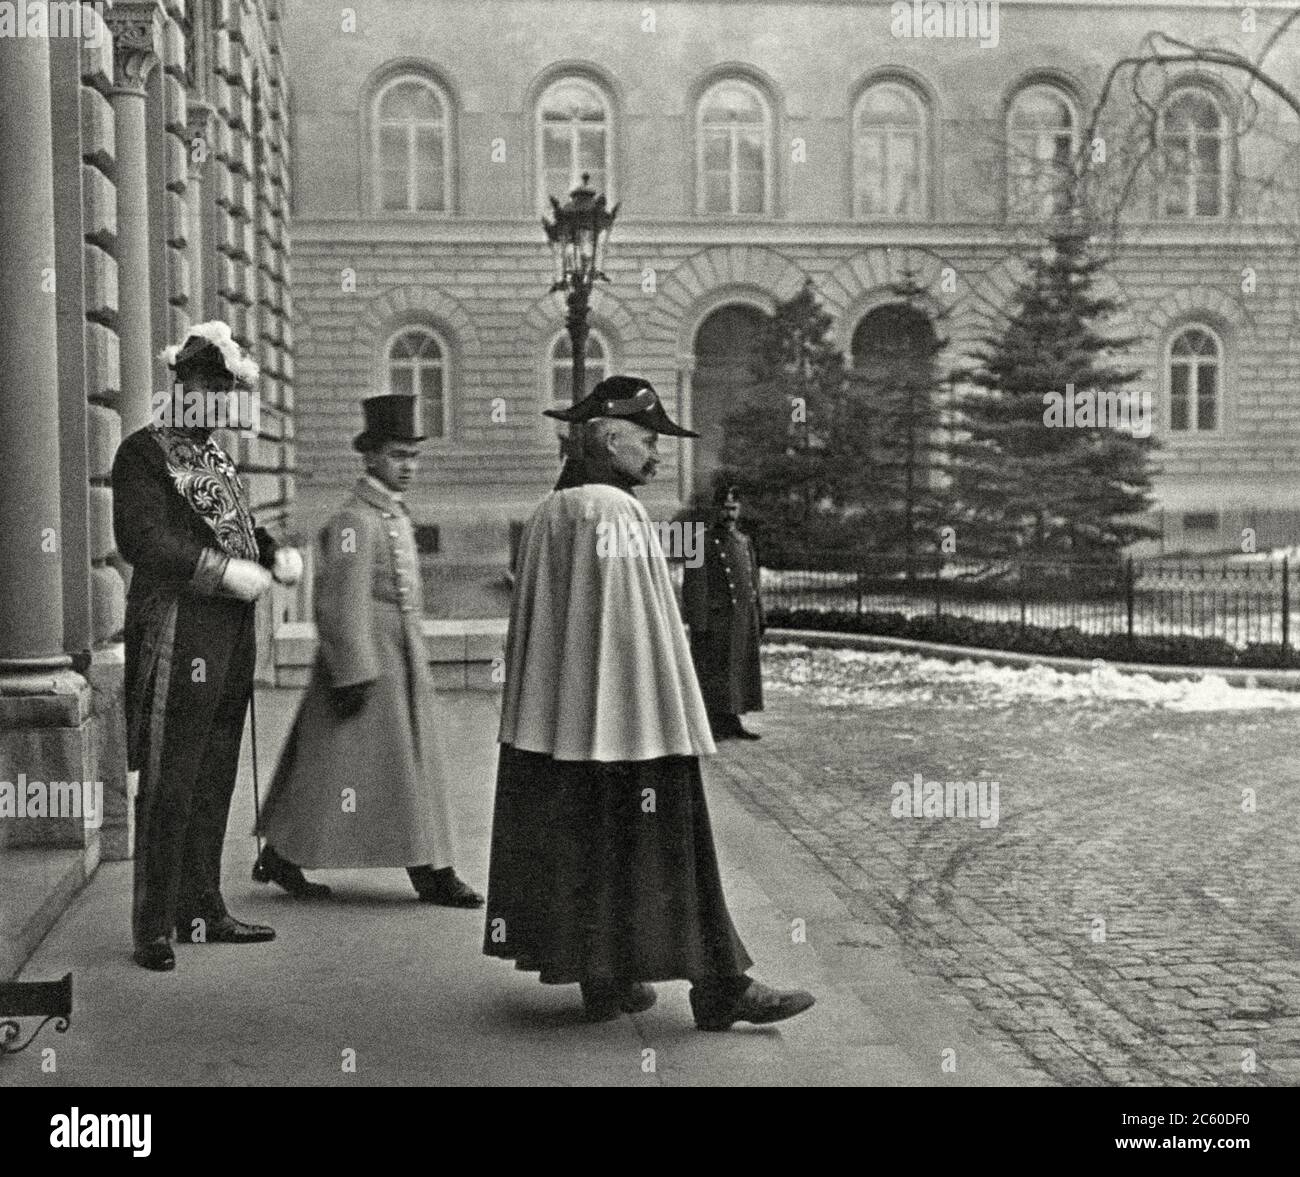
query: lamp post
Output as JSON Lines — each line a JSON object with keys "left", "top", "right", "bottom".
{"left": 543, "top": 172, "right": 618, "bottom": 415}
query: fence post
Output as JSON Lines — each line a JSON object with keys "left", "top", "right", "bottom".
{"left": 1125, "top": 556, "right": 1135, "bottom": 645}
{"left": 855, "top": 569, "right": 864, "bottom": 618}
{"left": 1282, "top": 556, "right": 1290, "bottom": 662}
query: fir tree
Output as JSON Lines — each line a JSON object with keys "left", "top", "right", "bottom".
{"left": 954, "top": 224, "right": 1157, "bottom": 564}
{"left": 716, "top": 280, "right": 868, "bottom": 568}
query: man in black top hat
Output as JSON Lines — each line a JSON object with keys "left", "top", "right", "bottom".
{"left": 254, "top": 395, "right": 482, "bottom": 907}
{"left": 683, "top": 483, "right": 765, "bottom": 740}
{"left": 113, "top": 321, "right": 302, "bottom": 971}
{"left": 485, "top": 375, "right": 814, "bottom": 1030}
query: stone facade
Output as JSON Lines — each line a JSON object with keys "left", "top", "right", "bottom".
{"left": 0, "top": 0, "right": 295, "bottom": 977}
{"left": 284, "top": 0, "right": 1300, "bottom": 559}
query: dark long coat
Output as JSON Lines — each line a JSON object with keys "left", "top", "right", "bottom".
{"left": 112, "top": 425, "right": 277, "bottom": 942}
{"left": 682, "top": 524, "right": 765, "bottom": 716}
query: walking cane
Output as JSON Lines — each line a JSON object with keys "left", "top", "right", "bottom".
{"left": 249, "top": 690, "right": 263, "bottom": 863}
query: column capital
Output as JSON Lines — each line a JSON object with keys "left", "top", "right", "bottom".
{"left": 107, "top": 0, "right": 166, "bottom": 96}
{"left": 186, "top": 100, "right": 216, "bottom": 179}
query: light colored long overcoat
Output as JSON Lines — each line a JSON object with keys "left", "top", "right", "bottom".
{"left": 257, "top": 477, "right": 456, "bottom": 868}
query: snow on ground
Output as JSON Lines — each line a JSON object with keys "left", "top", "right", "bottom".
{"left": 763, "top": 644, "right": 1300, "bottom": 712}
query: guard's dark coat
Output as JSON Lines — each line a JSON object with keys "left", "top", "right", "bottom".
{"left": 112, "top": 426, "right": 277, "bottom": 944}
{"left": 682, "top": 524, "right": 764, "bottom": 718}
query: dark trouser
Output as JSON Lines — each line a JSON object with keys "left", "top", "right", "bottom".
{"left": 132, "top": 609, "right": 256, "bottom": 944}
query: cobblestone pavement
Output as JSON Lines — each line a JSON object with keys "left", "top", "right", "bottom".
{"left": 708, "top": 646, "right": 1300, "bottom": 1087}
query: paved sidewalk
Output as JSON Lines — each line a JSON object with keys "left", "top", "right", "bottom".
{"left": 2, "top": 687, "right": 1039, "bottom": 1087}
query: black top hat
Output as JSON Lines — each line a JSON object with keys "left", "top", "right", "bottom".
{"left": 543, "top": 375, "right": 698, "bottom": 438}
{"left": 353, "top": 395, "right": 427, "bottom": 452}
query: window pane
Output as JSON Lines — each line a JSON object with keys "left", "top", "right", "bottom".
{"left": 381, "top": 81, "right": 442, "bottom": 122}
{"left": 735, "top": 130, "right": 765, "bottom": 174}
{"left": 889, "top": 133, "right": 919, "bottom": 214}
{"left": 543, "top": 81, "right": 605, "bottom": 122}
{"left": 424, "top": 394, "right": 445, "bottom": 438}
{"left": 543, "top": 127, "right": 570, "bottom": 170}
{"left": 703, "top": 173, "right": 731, "bottom": 213}
{"left": 860, "top": 84, "right": 919, "bottom": 127}
{"left": 1196, "top": 135, "right": 1221, "bottom": 174}
{"left": 1196, "top": 365, "right": 1217, "bottom": 430}
{"left": 380, "top": 125, "right": 406, "bottom": 170}
{"left": 389, "top": 366, "right": 414, "bottom": 397}
{"left": 1011, "top": 87, "right": 1072, "bottom": 130}
{"left": 380, "top": 169, "right": 407, "bottom": 210}
{"left": 415, "top": 169, "right": 444, "bottom": 210}
{"left": 735, "top": 171, "right": 764, "bottom": 214}
{"left": 1169, "top": 364, "right": 1189, "bottom": 427}
{"left": 578, "top": 128, "right": 606, "bottom": 173}
{"left": 1195, "top": 177, "right": 1221, "bottom": 217}
{"left": 704, "top": 84, "right": 762, "bottom": 123}
{"left": 417, "top": 127, "right": 444, "bottom": 168}
{"left": 703, "top": 130, "right": 730, "bottom": 170}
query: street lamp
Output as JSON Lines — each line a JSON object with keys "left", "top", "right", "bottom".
{"left": 543, "top": 172, "right": 619, "bottom": 407}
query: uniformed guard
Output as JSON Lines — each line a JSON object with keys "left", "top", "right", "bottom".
{"left": 254, "top": 394, "right": 483, "bottom": 907}
{"left": 113, "top": 321, "right": 303, "bottom": 971}
{"left": 682, "top": 483, "right": 765, "bottom": 740}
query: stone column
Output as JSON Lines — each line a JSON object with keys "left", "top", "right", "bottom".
{"left": 0, "top": 25, "right": 65, "bottom": 668}
{"left": 108, "top": 1, "right": 165, "bottom": 435}
{"left": 185, "top": 102, "right": 216, "bottom": 322}
{"left": 0, "top": 27, "right": 95, "bottom": 864}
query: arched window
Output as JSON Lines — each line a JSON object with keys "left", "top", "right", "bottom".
{"left": 697, "top": 80, "right": 771, "bottom": 215}
{"left": 1158, "top": 89, "right": 1226, "bottom": 218}
{"left": 374, "top": 77, "right": 450, "bottom": 212}
{"left": 538, "top": 78, "right": 611, "bottom": 209}
{"left": 1007, "top": 84, "right": 1077, "bottom": 218}
{"left": 1167, "top": 325, "right": 1221, "bottom": 432}
{"left": 854, "top": 82, "right": 927, "bottom": 219}
{"left": 386, "top": 326, "right": 448, "bottom": 439}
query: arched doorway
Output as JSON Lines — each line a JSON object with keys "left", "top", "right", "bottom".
{"left": 691, "top": 303, "right": 768, "bottom": 500}
{"left": 850, "top": 302, "right": 935, "bottom": 367}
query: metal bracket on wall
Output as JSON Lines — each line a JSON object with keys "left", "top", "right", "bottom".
{"left": 0, "top": 974, "right": 73, "bottom": 1056}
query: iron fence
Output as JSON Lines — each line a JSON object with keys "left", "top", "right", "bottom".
{"left": 760, "top": 557, "right": 1295, "bottom": 652}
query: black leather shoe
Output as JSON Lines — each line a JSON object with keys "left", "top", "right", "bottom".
{"left": 690, "top": 978, "right": 815, "bottom": 1031}
{"left": 132, "top": 937, "right": 175, "bottom": 972}
{"left": 409, "top": 866, "right": 484, "bottom": 908}
{"left": 253, "top": 845, "right": 332, "bottom": 899}
{"left": 175, "top": 914, "right": 276, "bottom": 944}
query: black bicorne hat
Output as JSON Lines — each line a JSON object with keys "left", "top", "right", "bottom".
{"left": 353, "top": 395, "right": 427, "bottom": 452}
{"left": 543, "top": 375, "right": 698, "bottom": 438}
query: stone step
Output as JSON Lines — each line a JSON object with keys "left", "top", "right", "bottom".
{"left": 0, "top": 843, "right": 98, "bottom": 981}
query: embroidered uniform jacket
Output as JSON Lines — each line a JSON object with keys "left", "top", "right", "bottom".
{"left": 112, "top": 426, "right": 277, "bottom": 770}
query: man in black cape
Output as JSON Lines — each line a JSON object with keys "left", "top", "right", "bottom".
{"left": 484, "top": 375, "right": 814, "bottom": 1029}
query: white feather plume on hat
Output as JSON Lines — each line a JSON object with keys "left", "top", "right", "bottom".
{"left": 158, "top": 320, "right": 260, "bottom": 386}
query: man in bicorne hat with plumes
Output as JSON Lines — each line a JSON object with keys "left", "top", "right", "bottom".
{"left": 484, "top": 375, "right": 814, "bottom": 1029}
{"left": 113, "top": 321, "right": 304, "bottom": 971}
{"left": 253, "top": 395, "right": 483, "bottom": 908}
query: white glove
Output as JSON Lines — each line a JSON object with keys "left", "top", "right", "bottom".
{"left": 273, "top": 546, "right": 304, "bottom": 586}
{"left": 221, "top": 557, "right": 273, "bottom": 602}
